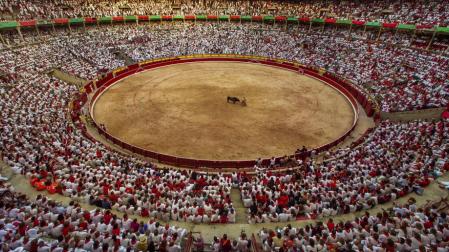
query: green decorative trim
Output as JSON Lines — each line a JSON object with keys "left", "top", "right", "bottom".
{"left": 366, "top": 21, "right": 381, "bottom": 27}
{"left": 336, "top": 19, "right": 351, "bottom": 25}
{"left": 436, "top": 26, "right": 449, "bottom": 34}
{"left": 173, "top": 15, "right": 184, "bottom": 21}
{"left": 0, "top": 21, "right": 18, "bottom": 29}
{"left": 99, "top": 16, "right": 112, "bottom": 22}
{"left": 149, "top": 15, "right": 162, "bottom": 21}
{"left": 37, "top": 20, "right": 52, "bottom": 26}
{"left": 69, "top": 18, "right": 84, "bottom": 24}
{"left": 124, "top": 16, "right": 137, "bottom": 21}
{"left": 397, "top": 24, "right": 416, "bottom": 30}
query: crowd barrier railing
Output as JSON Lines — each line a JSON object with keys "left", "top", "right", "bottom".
{"left": 75, "top": 54, "right": 374, "bottom": 169}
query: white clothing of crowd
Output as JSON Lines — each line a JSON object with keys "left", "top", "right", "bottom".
{"left": 0, "top": 21, "right": 448, "bottom": 227}
{"left": 240, "top": 120, "right": 449, "bottom": 223}
{"left": 0, "top": 64, "right": 235, "bottom": 223}
{"left": 259, "top": 199, "right": 449, "bottom": 251}
{"left": 1, "top": 0, "right": 448, "bottom": 26}
{"left": 0, "top": 179, "right": 186, "bottom": 251}
{"left": 1, "top": 22, "right": 448, "bottom": 111}
{"left": 79, "top": 23, "right": 449, "bottom": 111}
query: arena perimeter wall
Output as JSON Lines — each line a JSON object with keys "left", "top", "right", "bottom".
{"left": 72, "top": 55, "right": 376, "bottom": 169}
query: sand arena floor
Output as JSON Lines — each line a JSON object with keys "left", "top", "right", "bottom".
{"left": 93, "top": 61, "right": 355, "bottom": 160}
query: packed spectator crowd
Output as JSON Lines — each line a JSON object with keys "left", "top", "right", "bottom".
{"left": 3, "top": 22, "right": 447, "bottom": 111}
{"left": 240, "top": 119, "right": 449, "bottom": 223}
{"left": 0, "top": 53, "right": 235, "bottom": 223}
{"left": 1, "top": 0, "right": 449, "bottom": 26}
{"left": 1, "top": 26, "right": 448, "bottom": 224}
{"left": 259, "top": 197, "right": 449, "bottom": 251}
{"left": 0, "top": 2, "right": 448, "bottom": 241}
{"left": 0, "top": 177, "right": 187, "bottom": 251}
{"left": 0, "top": 2, "right": 449, "bottom": 252}
{"left": 208, "top": 233, "right": 253, "bottom": 252}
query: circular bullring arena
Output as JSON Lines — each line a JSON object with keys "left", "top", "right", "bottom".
{"left": 92, "top": 59, "right": 356, "bottom": 161}
{"left": 1, "top": 1, "right": 449, "bottom": 250}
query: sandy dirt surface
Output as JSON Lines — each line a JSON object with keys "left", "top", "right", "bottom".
{"left": 93, "top": 62, "right": 355, "bottom": 160}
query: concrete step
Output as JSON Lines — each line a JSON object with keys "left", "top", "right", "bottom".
{"left": 50, "top": 68, "right": 87, "bottom": 88}
{"left": 230, "top": 188, "right": 248, "bottom": 224}
{"left": 380, "top": 107, "right": 445, "bottom": 122}
{"left": 112, "top": 49, "right": 136, "bottom": 66}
